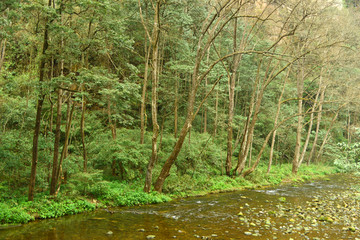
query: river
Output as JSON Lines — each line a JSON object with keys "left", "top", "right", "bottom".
{"left": 1, "top": 174, "right": 360, "bottom": 239}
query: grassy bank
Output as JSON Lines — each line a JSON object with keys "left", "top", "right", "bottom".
{"left": 0, "top": 163, "right": 336, "bottom": 226}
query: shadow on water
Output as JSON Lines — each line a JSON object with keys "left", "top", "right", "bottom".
{"left": 1, "top": 174, "right": 360, "bottom": 240}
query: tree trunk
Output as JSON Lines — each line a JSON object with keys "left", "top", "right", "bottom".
{"left": 214, "top": 87, "right": 219, "bottom": 137}
{"left": 234, "top": 59, "right": 263, "bottom": 175}
{"left": 144, "top": 0, "right": 160, "bottom": 193}
{"left": 50, "top": 88, "right": 63, "bottom": 195}
{"left": 55, "top": 96, "right": 75, "bottom": 195}
{"left": 47, "top": 96, "right": 54, "bottom": 183}
{"left": 292, "top": 61, "right": 304, "bottom": 175}
{"left": 0, "top": 39, "right": 6, "bottom": 72}
{"left": 203, "top": 49, "right": 210, "bottom": 134}
{"left": 140, "top": 44, "right": 151, "bottom": 144}
{"left": 174, "top": 75, "right": 178, "bottom": 138}
{"left": 347, "top": 109, "right": 351, "bottom": 144}
{"left": 267, "top": 68, "right": 289, "bottom": 174}
{"left": 225, "top": 58, "right": 241, "bottom": 176}
{"left": 80, "top": 90, "right": 87, "bottom": 172}
{"left": 28, "top": 0, "right": 52, "bottom": 201}
{"left": 226, "top": 18, "right": 243, "bottom": 176}
{"left": 300, "top": 83, "right": 321, "bottom": 166}
{"left": 315, "top": 104, "right": 345, "bottom": 162}
{"left": 107, "top": 99, "right": 118, "bottom": 176}
{"left": 308, "top": 84, "right": 326, "bottom": 164}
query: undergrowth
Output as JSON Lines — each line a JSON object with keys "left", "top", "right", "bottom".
{"left": 0, "top": 163, "right": 336, "bottom": 226}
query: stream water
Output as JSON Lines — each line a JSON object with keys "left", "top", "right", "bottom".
{"left": 1, "top": 174, "right": 360, "bottom": 240}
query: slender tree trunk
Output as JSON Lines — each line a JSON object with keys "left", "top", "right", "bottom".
{"left": 300, "top": 84, "right": 321, "bottom": 166}
{"left": 315, "top": 105, "right": 345, "bottom": 162}
{"left": 214, "top": 87, "right": 219, "bottom": 137}
{"left": 203, "top": 49, "right": 210, "bottom": 134}
{"left": 50, "top": 88, "right": 63, "bottom": 195}
{"left": 292, "top": 62, "right": 304, "bottom": 175}
{"left": 47, "top": 96, "right": 54, "bottom": 183}
{"left": 243, "top": 127, "right": 274, "bottom": 177}
{"left": 0, "top": 39, "right": 6, "bottom": 72}
{"left": 108, "top": 100, "right": 116, "bottom": 140}
{"left": 158, "top": 115, "right": 167, "bottom": 153}
{"left": 140, "top": 44, "right": 151, "bottom": 144}
{"left": 55, "top": 97, "right": 75, "bottom": 195}
{"left": 108, "top": 99, "right": 118, "bottom": 176}
{"left": 28, "top": 0, "right": 52, "bottom": 201}
{"left": 174, "top": 76, "right": 178, "bottom": 138}
{"left": 226, "top": 57, "right": 241, "bottom": 176}
{"left": 347, "top": 109, "right": 351, "bottom": 144}
{"left": 267, "top": 68, "right": 289, "bottom": 174}
{"left": 81, "top": 91, "right": 87, "bottom": 172}
{"left": 144, "top": 0, "right": 160, "bottom": 192}
{"left": 308, "top": 84, "right": 326, "bottom": 164}
{"left": 234, "top": 59, "right": 263, "bottom": 175}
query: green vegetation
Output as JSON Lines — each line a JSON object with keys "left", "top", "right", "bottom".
{"left": 0, "top": 161, "right": 335, "bottom": 225}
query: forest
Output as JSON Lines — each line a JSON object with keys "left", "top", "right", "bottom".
{"left": 1, "top": 0, "right": 360, "bottom": 225}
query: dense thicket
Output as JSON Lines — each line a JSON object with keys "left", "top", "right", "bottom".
{"left": 1, "top": 0, "right": 360, "bottom": 200}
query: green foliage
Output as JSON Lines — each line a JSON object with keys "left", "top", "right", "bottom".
{"left": 0, "top": 202, "right": 33, "bottom": 224}
{"left": 0, "top": 130, "right": 33, "bottom": 187}
{"left": 89, "top": 129, "right": 152, "bottom": 180}
{"left": 114, "top": 191, "right": 171, "bottom": 206}
{"left": 333, "top": 142, "right": 360, "bottom": 172}
{"left": 74, "top": 180, "right": 171, "bottom": 207}
{"left": 25, "top": 198, "right": 96, "bottom": 219}
{"left": 65, "top": 170, "right": 106, "bottom": 196}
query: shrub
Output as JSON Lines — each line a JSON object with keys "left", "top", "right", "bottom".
{"left": 0, "top": 202, "right": 33, "bottom": 224}
{"left": 26, "top": 198, "right": 96, "bottom": 219}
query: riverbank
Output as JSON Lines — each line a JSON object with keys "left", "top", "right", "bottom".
{"left": 0, "top": 163, "right": 337, "bottom": 226}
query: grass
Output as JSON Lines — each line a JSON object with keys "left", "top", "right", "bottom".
{"left": 0, "top": 163, "right": 337, "bottom": 226}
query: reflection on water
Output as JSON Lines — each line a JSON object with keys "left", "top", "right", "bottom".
{"left": 1, "top": 174, "right": 359, "bottom": 240}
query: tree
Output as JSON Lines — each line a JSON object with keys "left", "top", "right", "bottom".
{"left": 28, "top": 0, "right": 53, "bottom": 201}
{"left": 154, "top": 0, "right": 253, "bottom": 192}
